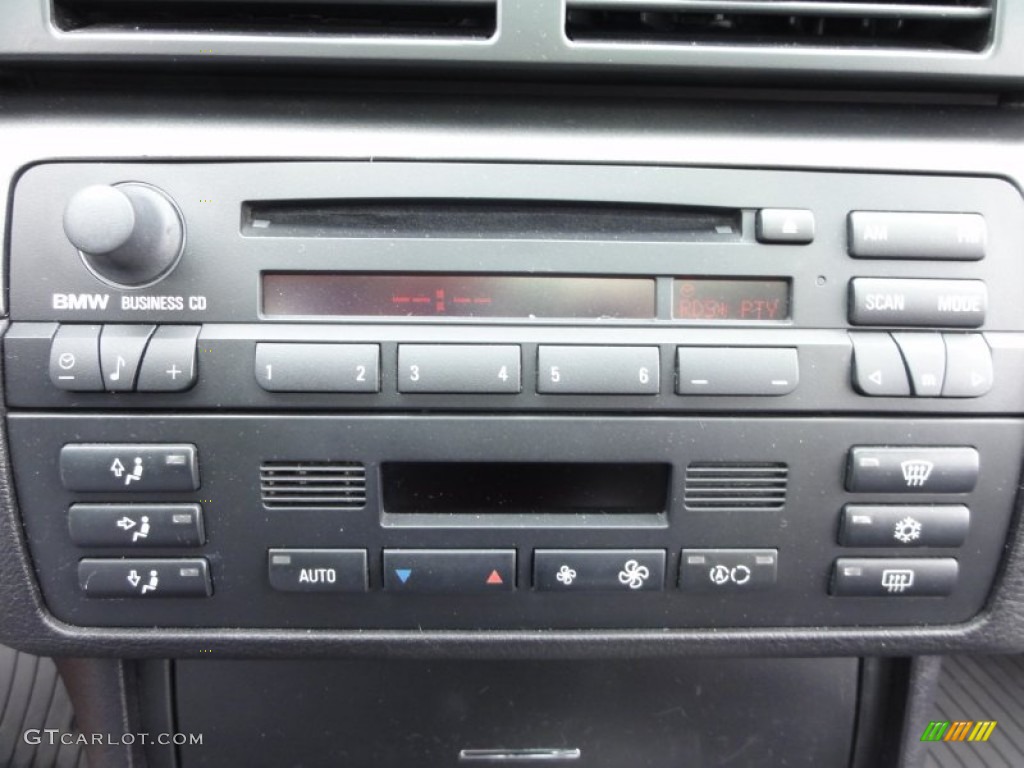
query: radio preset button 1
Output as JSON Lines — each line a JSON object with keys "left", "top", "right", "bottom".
{"left": 255, "top": 343, "right": 380, "bottom": 393}
{"left": 533, "top": 550, "right": 665, "bottom": 592}
{"left": 69, "top": 503, "right": 205, "bottom": 547}
{"left": 268, "top": 549, "right": 368, "bottom": 593}
{"left": 892, "top": 333, "right": 946, "bottom": 397}
{"left": 679, "top": 549, "right": 778, "bottom": 591}
{"left": 676, "top": 347, "right": 798, "bottom": 396}
{"left": 60, "top": 443, "right": 200, "bottom": 493}
{"left": 848, "top": 212, "right": 986, "bottom": 261}
{"left": 49, "top": 324, "right": 104, "bottom": 391}
{"left": 537, "top": 346, "right": 659, "bottom": 395}
{"left": 839, "top": 505, "right": 970, "bottom": 548}
{"left": 849, "top": 333, "right": 911, "bottom": 397}
{"left": 78, "top": 558, "right": 212, "bottom": 598}
{"left": 398, "top": 345, "right": 521, "bottom": 394}
{"left": 756, "top": 209, "right": 815, "bottom": 244}
{"left": 137, "top": 326, "right": 200, "bottom": 392}
{"left": 943, "top": 334, "right": 994, "bottom": 398}
{"left": 846, "top": 447, "right": 979, "bottom": 494}
{"left": 100, "top": 325, "right": 155, "bottom": 392}
{"left": 849, "top": 278, "right": 987, "bottom": 328}
{"left": 383, "top": 549, "right": 516, "bottom": 593}
{"left": 831, "top": 557, "right": 958, "bottom": 597}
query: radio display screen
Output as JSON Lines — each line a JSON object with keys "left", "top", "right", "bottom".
{"left": 673, "top": 278, "right": 790, "bottom": 321}
{"left": 262, "top": 273, "right": 656, "bottom": 319}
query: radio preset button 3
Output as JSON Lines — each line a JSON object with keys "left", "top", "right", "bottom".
{"left": 49, "top": 324, "right": 104, "bottom": 391}
{"left": 137, "top": 325, "right": 200, "bottom": 392}
{"left": 69, "top": 503, "right": 205, "bottom": 547}
{"left": 60, "top": 443, "right": 200, "bottom": 493}
{"left": 846, "top": 447, "right": 979, "bottom": 494}
{"left": 839, "top": 505, "right": 969, "bottom": 548}
{"left": 676, "top": 347, "right": 798, "bottom": 396}
{"left": 848, "top": 212, "right": 986, "bottom": 261}
{"left": 255, "top": 343, "right": 380, "bottom": 393}
{"left": 849, "top": 278, "right": 987, "bottom": 328}
{"left": 831, "top": 557, "right": 958, "bottom": 597}
{"left": 537, "top": 346, "right": 659, "bottom": 395}
{"left": 397, "top": 345, "right": 520, "bottom": 394}
{"left": 533, "top": 550, "right": 665, "bottom": 592}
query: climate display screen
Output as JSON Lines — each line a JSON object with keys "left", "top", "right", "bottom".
{"left": 673, "top": 278, "right": 790, "bottom": 321}
{"left": 263, "top": 273, "right": 657, "bottom": 319}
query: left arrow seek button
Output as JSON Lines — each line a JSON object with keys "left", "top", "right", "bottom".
{"left": 60, "top": 444, "right": 200, "bottom": 492}
{"left": 49, "top": 325, "right": 103, "bottom": 391}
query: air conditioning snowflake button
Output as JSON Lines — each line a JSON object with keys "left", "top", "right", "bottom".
{"left": 839, "top": 505, "right": 970, "bottom": 548}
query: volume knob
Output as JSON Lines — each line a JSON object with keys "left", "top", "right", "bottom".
{"left": 63, "top": 183, "right": 185, "bottom": 288}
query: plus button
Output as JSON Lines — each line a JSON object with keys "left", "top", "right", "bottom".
{"left": 166, "top": 364, "right": 182, "bottom": 380}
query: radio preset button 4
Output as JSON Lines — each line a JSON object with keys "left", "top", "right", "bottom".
{"left": 676, "top": 347, "right": 798, "bottom": 396}
{"left": 49, "top": 324, "right": 104, "bottom": 391}
{"left": 537, "top": 346, "right": 659, "bottom": 395}
{"left": 849, "top": 278, "right": 987, "bottom": 328}
{"left": 398, "top": 345, "right": 521, "bottom": 394}
{"left": 255, "top": 343, "right": 380, "bottom": 393}
{"left": 846, "top": 447, "right": 979, "bottom": 494}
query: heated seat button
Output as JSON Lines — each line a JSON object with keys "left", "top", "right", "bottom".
{"left": 533, "top": 550, "right": 665, "bottom": 592}
{"left": 49, "top": 325, "right": 103, "bottom": 391}
{"left": 676, "top": 347, "right": 798, "bottom": 396}
{"left": 137, "top": 325, "right": 200, "bottom": 392}
{"left": 849, "top": 333, "right": 911, "bottom": 396}
{"left": 839, "top": 505, "right": 970, "bottom": 548}
{"left": 849, "top": 212, "right": 986, "bottom": 261}
{"left": 60, "top": 444, "right": 200, "bottom": 492}
{"left": 69, "top": 503, "right": 204, "bottom": 547}
{"left": 830, "top": 558, "right": 958, "bottom": 597}
{"left": 849, "top": 278, "right": 987, "bottom": 328}
{"left": 756, "top": 209, "right": 815, "bottom": 244}
{"left": 942, "top": 334, "right": 994, "bottom": 398}
{"left": 846, "top": 447, "right": 979, "bottom": 494}
{"left": 537, "top": 346, "right": 659, "bottom": 395}
{"left": 383, "top": 549, "right": 516, "bottom": 593}
{"left": 78, "top": 558, "right": 212, "bottom": 598}
{"left": 679, "top": 549, "right": 778, "bottom": 592}
{"left": 255, "top": 343, "right": 380, "bottom": 392}
{"left": 268, "top": 549, "right": 368, "bottom": 593}
{"left": 397, "top": 345, "right": 521, "bottom": 394}
{"left": 100, "top": 325, "right": 155, "bottom": 392}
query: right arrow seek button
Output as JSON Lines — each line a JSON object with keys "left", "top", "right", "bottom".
{"left": 942, "top": 334, "right": 993, "bottom": 398}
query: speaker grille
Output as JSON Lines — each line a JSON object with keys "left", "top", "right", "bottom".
{"left": 260, "top": 461, "right": 367, "bottom": 510}
{"left": 683, "top": 462, "right": 788, "bottom": 512}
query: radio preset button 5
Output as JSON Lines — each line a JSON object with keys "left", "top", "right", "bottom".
{"left": 137, "top": 326, "right": 200, "bottom": 392}
{"left": 849, "top": 278, "right": 987, "bottom": 328}
{"left": 60, "top": 443, "right": 200, "bottom": 493}
{"left": 839, "top": 505, "right": 970, "bottom": 548}
{"left": 100, "top": 325, "right": 155, "bottom": 392}
{"left": 537, "top": 346, "right": 659, "bottom": 395}
{"left": 846, "top": 447, "right": 979, "bottom": 494}
{"left": 69, "top": 503, "right": 205, "bottom": 547}
{"left": 831, "top": 558, "right": 958, "bottom": 597}
{"left": 49, "top": 324, "right": 104, "bottom": 392}
{"left": 255, "top": 343, "right": 380, "bottom": 393}
{"left": 849, "top": 333, "right": 911, "bottom": 397}
{"left": 398, "top": 345, "right": 521, "bottom": 394}
{"left": 676, "top": 347, "right": 798, "bottom": 396}
{"left": 533, "top": 550, "right": 666, "bottom": 592}
{"left": 848, "top": 212, "right": 986, "bottom": 261}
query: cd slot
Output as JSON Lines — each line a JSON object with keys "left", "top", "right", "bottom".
{"left": 242, "top": 199, "right": 742, "bottom": 241}
{"left": 381, "top": 462, "right": 670, "bottom": 528}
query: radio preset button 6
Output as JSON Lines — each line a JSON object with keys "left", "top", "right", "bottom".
{"left": 60, "top": 443, "right": 200, "bottom": 493}
{"left": 49, "top": 324, "right": 104, "bottom": 391}
{"left": 533, "top": 550, "right": 666, "bottom": 592}
{"left": 839, "top": 505, "right": 970, "bottom": 548}
{"left": 756, "top": 209, "right": 815, "bottom": 244}
{"left": 846, "top": 447, "right": 979, "bottom": 494}
{"left": 255, "top": 343, "right": 380, "bottom": 393}
{"left": 69, "top": 503, "right": 205, "bottom": 547}
{"left": 831, "top": 557, "right": 958, "bottom": 597}
{"left": 398, "top": 345, "right": 520, "bottom": 394}
{"left": 136, "top": 326, "right": 200, "bottom": 392}
{"left": 268, "top": 549, "right": 368, "bottom": 593}
{"left": 537, "top": 346, "right": 659, "bottom": 395}
{"left": 848, "top": 212, "right": 986, "bottom": 261}
{"left": 849, "top": 278, "right": 987, "bottom": 328}
{"left": 849, "top": 333, "right": 911, "bottom": 397}
{"left": 676, "top": 347, "right": 798, "bottom": 396}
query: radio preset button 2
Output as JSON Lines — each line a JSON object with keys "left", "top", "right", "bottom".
{"left": 679, "top": 549, "right": 778, "bottom": 591}
{"left": 537, "top": 346, "right": 659, "bottom": 395}
{"left": 942, "top": 334, "right": 994, "bottom": 398}
{"left": 846, "top": 447, "right": 979, "bottom": 494}
{"left": 255, "top": 343, "right": 380, "bottom": 393}
{"left": 849, "top": 333, "right": 911, "bottom": 397}
{"left": 676, "top": 347, "right": 798, "bottom": 396}
{"left": 60, "top": 443, "right": 200, "bottom": 493}
{"left": 398, "top": 345, "right": 521, "bottom": 394}
{"left": 49, "top": 324, "right": 104, "bottom": 391}
{"left": 756, "top": 209, "right": 815, "bottom": 244}
{"left": 100, "top": 325, "right": 155, "bottom": 392}
{"left": 78, "top": 558, "right": 212, "bottom": 598}
{"left": 268, "top": 549, "right": 368, "bottom": 593}
{"left": 69, "top": 503, "right": 205, "bottom": 547}
{"left": 137, "top": 326, "right": 200, "bottom": 392}
{"left": 839, "top": 505, "right": 969, "bottom": 548}
{"left": 831, "top": 557, "right": 958, "bottom": 597}
{"left": 533, "top": 550, "right": 665, "bottom": 592}
{"left": 849, "top": 278, "right": 987, "bottom": 328}
{"left": 848, "top": 212, "right": 986, "bottom": 261}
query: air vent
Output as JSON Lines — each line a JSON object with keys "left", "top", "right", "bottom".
{"left": 54, "top": 1, "right": 497, "bottom": 40}
{"left": 566, "top": 1, "right": 994, "bottom": 52}
{"left": 683, "top": 462, "right": 788, "bottom": 512}
{"left": 260, "top": 461, "right": 367, "bottom": 510}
